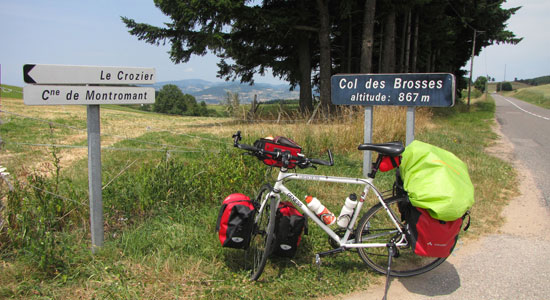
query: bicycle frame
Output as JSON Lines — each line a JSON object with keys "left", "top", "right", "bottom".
{"left": 263, "top": 169, "right": 407, "bottom": 249}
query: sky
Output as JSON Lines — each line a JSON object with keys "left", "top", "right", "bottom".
{"left": 1, "top": 0, "right": 548, "bottom": 87}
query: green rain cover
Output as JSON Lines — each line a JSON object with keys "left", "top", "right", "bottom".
{"left": 400, "top": 140, "right": 474, "bottom": 221}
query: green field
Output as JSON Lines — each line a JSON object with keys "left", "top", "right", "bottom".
{"left": 0, "top": 96, "right": 517, "bottom": 299}
{"left": 0, "top": 85, "right": 23, "bottom": 99}
{"left": 508, "top": 84, "right": 550, "bottom": 109}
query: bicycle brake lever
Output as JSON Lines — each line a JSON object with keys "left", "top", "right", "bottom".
{"left": 232, "top": 131, "right": 242, "bottom": 147}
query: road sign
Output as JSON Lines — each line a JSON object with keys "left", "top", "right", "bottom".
{"left": 21, "top": 64, "right": 157, "bottom": 253}
{"left": 23, "top": 85, "right": 155, "bottom": 105}
{"left": 331, "top": 73, "right": 455, "bottom": 107}
{"left": 23, "top": 64, "right": 156, "bottom": 85}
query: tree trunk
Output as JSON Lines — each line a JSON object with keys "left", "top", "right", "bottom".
{"left": 316, "top": 0, "right": 332, "bottom": 113}
{"left": 381, "top": 10, "right": 396, "bottom": 73}
{"left": 360, "top": 0, "right": 376, "bottom": 73}
{"left": 426, "top": 42, "right": 432, "bottom": 72}
{"left": 411, "top": 13, "right": 419, "bottom": 72}
{"left": 297, "top": 33, "right": 313, "bottom": 113}
{"left": 378, "top": 27, "right": 383, "bottom": 73}
{"left": 398, "top": 12, "right": 407, "bottom": 73}
{"left": 404, "top": 10, "right": 412, "bottom": 73}
{"left": 346, "top": 14, "right": 353, "bottom": 73}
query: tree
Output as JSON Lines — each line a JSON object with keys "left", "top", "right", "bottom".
{"left": 215, "top": 0, "right": 317, "bottom": 114}
{"left": 154, "top": 84, "right": 206, "bottom": 116}
{"left": 316, "top": 0, "right": 333, "bottom": 112}
{"left": 123, "top": 0, "right": 522, "bottom": 115}
{"left": 474, "top": 76, "right": 488, "bottom": 92}
{"left": 360, "top": 0, "right": 376, "bottom": 73}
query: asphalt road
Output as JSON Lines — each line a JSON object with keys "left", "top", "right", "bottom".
{"left": 336, "top": 94, "right": 550, "bottom": 300}
{"left": 492, "top": 93, "right": 550, "bottom": 206}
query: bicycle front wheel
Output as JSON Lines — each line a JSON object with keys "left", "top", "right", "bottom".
{"left": 248, "top": 184, "right": 277, "bottom": 281}
{"left": 356, "top": 197, "right": 447, "bottom": 277}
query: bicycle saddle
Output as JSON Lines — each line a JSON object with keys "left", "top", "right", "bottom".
{"left": 357, "top": 141, "right": 405, "bottom": 156}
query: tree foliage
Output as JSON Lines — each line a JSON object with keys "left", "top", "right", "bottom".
{"left": 515, "top": 75, "right": 550, "bottom": 86}
{"left": 154, "top": 84, "right": 208, "bottom": 116}
{"left": 474, "top": 76, "right": 488, "bottom": 92}
{"left": 122, "top": 0, "right": 521, "bottom": 114}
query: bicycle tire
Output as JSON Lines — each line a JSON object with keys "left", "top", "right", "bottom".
{"left": 248, "top": 184, "right": 277, "bottom": 281}
{"left": 356, "top": 196, "right": 447, "bottom": 277}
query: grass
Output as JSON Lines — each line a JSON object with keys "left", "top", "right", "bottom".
{"left": 0, "top": 85, "right": 23, "bottom": 99}
{"left": 0, "top": 94, "right": 517, "bottom": 299}
{"left": 506, "top": 84, "right": 550, "bottom": 109}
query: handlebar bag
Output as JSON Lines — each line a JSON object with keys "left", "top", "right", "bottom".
{"left": 400, "top": 140, "right": 474, "bottom": 221}
{"left": 253, "top": 136, "right": 302, "bottom": 168}
{"left": 216, "top": 193, "right": 256, "bottom": 249}
{"left": 273, "top": 201, "right": 307, "bottom": 258}
{"left": 399, "top": 200, "right": 463, "bottom": 258}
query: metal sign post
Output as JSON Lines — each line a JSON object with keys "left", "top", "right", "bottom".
{"left": 23, "top": 64, "right": 156, "bottom": 253}
{"left": 331, "top": 73, "right": 455, "bottom": 177}
{"left": 87, "top": 104, "right": 103, "bottom": 251}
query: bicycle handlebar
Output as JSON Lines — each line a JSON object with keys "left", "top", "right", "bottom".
{"left": 232, "top": 131, "right": 334, "bottom": 168}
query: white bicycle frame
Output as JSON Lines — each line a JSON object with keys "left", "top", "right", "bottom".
{"left": 262, "top": 169, "right": 408, "bottom": 249}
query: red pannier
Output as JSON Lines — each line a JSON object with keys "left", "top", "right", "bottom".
{"left": 273, "top": 202, "right": 307, "bottom": 258}
{"left": 254, "top": 136, "right": 302, "bottom": 169}
{"left": 216, "top": 193, "right": 256, "bottom": 249}
{"left": 399, "top": 201, "right": 464, "bottom": 258}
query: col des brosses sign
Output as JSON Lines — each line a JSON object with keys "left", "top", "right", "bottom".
{"left": 331, "top": 73, "right": 455, "bottom": 107}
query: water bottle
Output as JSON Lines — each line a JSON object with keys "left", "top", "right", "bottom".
{"left": 305, "top": 195, "right": 336, "bottom": 225}
{"left": 337, "top": 193, "right": 358, "bottom": 228}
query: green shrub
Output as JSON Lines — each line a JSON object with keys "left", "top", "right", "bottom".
{"left": 3, "top": 174, "right": 81, "bottom": 274}
{"left": 501, "top": 82, "right": 513, "bottom": 91}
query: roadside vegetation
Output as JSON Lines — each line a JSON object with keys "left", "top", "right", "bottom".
{"left": 0, "top": 92, "right": 517, "bottom": 299}
{"left": 505, "top": 84, "right": 550, "bottom": 109}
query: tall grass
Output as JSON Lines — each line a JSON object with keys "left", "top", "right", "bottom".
{"left": 509, "top": 84, "right": 550, "bottom": 109}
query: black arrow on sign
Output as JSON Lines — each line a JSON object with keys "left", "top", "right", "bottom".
{"left": 23, "top": 64, "right": 36, "bottom": 84}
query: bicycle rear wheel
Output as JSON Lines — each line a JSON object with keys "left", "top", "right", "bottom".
{"left": 356, "top": 197, "right": 447, "bottom": 277}
{"left": 248, "top": 184, "right": 277, "bottom": 281}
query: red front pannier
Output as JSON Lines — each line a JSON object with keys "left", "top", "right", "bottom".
{"left": 254, "top": 136, "right": 302, "bottom": 169}
{"left": 399, "top": 201, "right": 463, "bottom": 258}
{"left": 216, "top": 193, "right": 256, "bottom": 249}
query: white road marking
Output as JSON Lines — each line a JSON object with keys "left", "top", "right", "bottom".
{"left": 499, "top": 95, "right": 550, "bottom": 121}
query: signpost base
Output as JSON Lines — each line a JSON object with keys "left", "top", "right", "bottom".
{"left": 363, "top": 107, "right": 373, "bottom": 178}
{"left": 406, "top": 107, "right": 415, "bottom": 146}
{"left": 87, "top": 105, "right": 103, "bottom": 253}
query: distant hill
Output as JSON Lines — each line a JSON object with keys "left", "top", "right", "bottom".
{"left": 515, "top": 75, "right": 550, "bottom": 86}
{"left": 153, "top": 79, "right": 299, "bottom": 104}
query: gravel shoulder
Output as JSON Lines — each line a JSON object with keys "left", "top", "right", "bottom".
{"left": 330, "top": 119, "right": 550, "bottom": 300}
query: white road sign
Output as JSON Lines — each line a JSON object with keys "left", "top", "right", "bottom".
{"left": 23, "top": 64, "right": 156, "bottom": 85}
{"left": 23, "top": 85, "right": 155, "bottom": 105}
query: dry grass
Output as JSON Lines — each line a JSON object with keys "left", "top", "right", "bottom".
{"left": 1, "top": 98, "right": 432, "bottom": 177}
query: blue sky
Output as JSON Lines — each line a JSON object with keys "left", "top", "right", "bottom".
{"left": 1, "top": 0, "right": 548, "bottom": 87}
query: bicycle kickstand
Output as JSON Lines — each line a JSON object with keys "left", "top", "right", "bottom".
{"left": 382, "top": 242, "right": 396, "bottom": 300}
{"left": 315, "top": 254, "right": 322, "bottom": 281}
